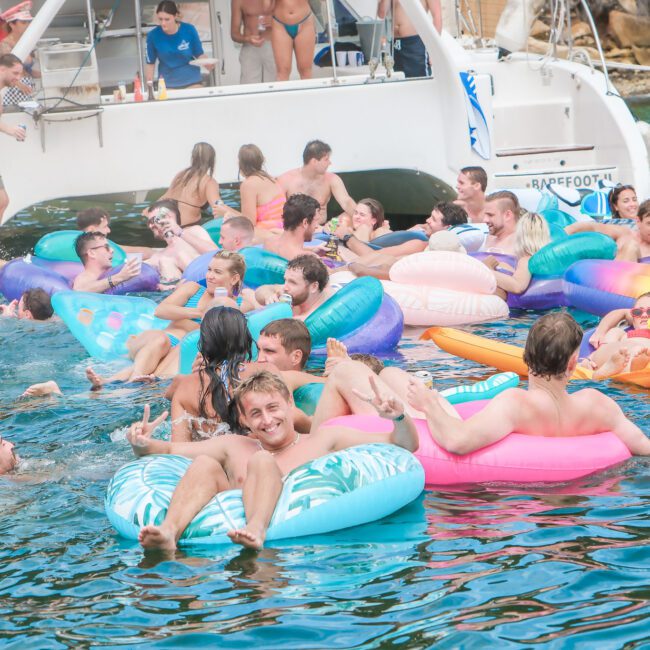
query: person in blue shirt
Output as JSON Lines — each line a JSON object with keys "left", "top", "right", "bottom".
{"left": 145, "top": 1, "right": 214, "bottom": 89}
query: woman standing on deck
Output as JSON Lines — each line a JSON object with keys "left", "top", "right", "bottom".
{"left": 145, "top": 0, "right": 213, "bottom": 89}
{"left": 161, "top": 142, "right": 234, "bottom": 226}
{"left": 238, "top": 144, "right": 286, "bottom": 235}
{"left": 272, "top": 0, "right": 315, "bottom": 80}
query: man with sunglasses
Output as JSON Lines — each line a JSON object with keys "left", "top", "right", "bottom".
{"left": 72, "top": 232, "right": 140, "bottom": 293}
{"left": 581, "top": 292, "right": 650, "bottom": 379}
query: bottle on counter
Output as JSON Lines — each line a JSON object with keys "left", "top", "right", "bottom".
{"left": 133, "top": 74, "right": 143, "bottom": 102}
{"left": 157, "top": 76, "right": 168, "bottom": 100}
{"left": 146, "top": 80, "right": 155, "bottom": 101}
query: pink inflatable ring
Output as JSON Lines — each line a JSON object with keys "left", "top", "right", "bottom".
{"left": 324, "top": 400, "right": 631, "bottom": 485}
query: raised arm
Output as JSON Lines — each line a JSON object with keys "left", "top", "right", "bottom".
{"left": 565, "top": 222, "right": 627, "bottom": 241}
{"left": 330, "top": 174, "right": 356, "bottom": 217}
{"left": 408, "top": 380, "right": 518, "bottom": 454}
{"left": 590, "top": 308, "right": 631, "bottom": 348}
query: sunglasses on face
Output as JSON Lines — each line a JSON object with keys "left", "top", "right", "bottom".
{"left": 631, "top": 307, "right": 650, "bottom": 317}
{"left": 89, "top": 244, "right": 111, "bottom": 252}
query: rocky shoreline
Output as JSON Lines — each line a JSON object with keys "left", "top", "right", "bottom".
{"left": 531, "top": 0, "right": 650, "bottom": 97}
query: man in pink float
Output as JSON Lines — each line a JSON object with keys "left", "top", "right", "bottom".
{"left": 310, "top": 312, "right": 649, "bottom": 456}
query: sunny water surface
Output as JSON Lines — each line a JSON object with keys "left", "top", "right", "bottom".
{"left": 1, "top": 157, "right": 650, "bottom": 648}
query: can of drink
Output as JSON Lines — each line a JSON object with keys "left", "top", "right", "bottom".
{"left": 18, "top": 124, "right": 26, "bottom": 140}
{"left": 279, "top": 293, "right": 293, "bottom": 305}
{"left": 214, "top": 287, "right": 228, "bottom": 298}
{"left": 414, "top": 370, "right": 433, "bottom": 389}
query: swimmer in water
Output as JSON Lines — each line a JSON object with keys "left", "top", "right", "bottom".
{"left": 581, "top": 292, "right": 650, "bottom": 379}
{"left": 0, "top": 434, "right": 18, "bottom": 475}
{"left": 127, "top": 369, "right": 418, "bottom": 552}
{"left": 311, "top": 312, "right": 650, "bottom": 456}
{"left": 0, "top": 288, "right": 53, "bottom": 320}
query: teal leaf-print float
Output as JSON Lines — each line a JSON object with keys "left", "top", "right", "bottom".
{"left": 105, "top": 444, "right": 424, "bottom": 546}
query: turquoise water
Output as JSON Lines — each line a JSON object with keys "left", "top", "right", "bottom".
{"left": 1, "top": 179, "right": 650, "bottom": 646}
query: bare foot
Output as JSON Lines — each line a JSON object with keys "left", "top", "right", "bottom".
{"left": 630, "top": 348, "right": 650, "bottom": 373}
{"left": 85, "top": 366, "right": 105, "bottom": 391}
{"left": 21, "top": 380, "right": 62, "bottom": 398}
{"left": 138, "top": 525, "right": 177, "bottom": 552}
{"left": 593, "top": 349, "right": 630, "bottom": 380}
{"left": 324, "top": 338, "right": 350, "bottom": 377}
{"left": 227, "top": 526, "right": 265, "bottom": 550}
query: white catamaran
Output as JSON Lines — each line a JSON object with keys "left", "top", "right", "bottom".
{"left": 1, "top": 0, "right": 649, "bottom": 222}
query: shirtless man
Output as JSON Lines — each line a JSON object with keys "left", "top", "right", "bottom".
{"left": 0, "top": 54, "right": 27, "bottom": 222}
{"left": 312, "top": 312, "right": 650, "bottom": 457}
{"left": 566, "top": 199, "right": 650, "bottom": 262}
{"left": 76, "top": 208, "right": 112, "bottom": 235}
{"left": 581, "top": 292, "right": 650, "bottom": 379}
{"left": 231, "top": 0, "right": 276, "bottom": 83}
{"left": 219, "top": 216, "right": 255, "bottom": 251}
{"left": 144, "top": 200, "right": 211, "bottom": 281}
{"left": 255, "top": 254, "right": 333, "bottom": 318}
{"left": 271, "top": 0, "right": 315, "bottom": 80}
{"left": 454, "top": 166, "right": 487, "bottom": 224}
{"left": 338, "top": 202, "right": 474, "bottom": 280}
{"left": 278, "top": 141, "right": 356, "bottom": 223}
{"left": 72, "top": 232, "right": 141, "bottom": 293}
{"left": 128, "top": 369, "right": 418, "bottom": 551}
{"left": 377, "top": 0, "right": 441, "bottom": 78}
{"left": 479, "top": 191, "right": 520, "bottom": 255}
{"left": 0, "top": 288, "right": 53, "bottom": 320}
{"left": 263, "top": 193, "right": 321, "bottom": 259}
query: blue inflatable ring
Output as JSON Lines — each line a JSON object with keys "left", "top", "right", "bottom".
{"left": 105, "top": 444, "right": 425, "bottom": 546}
{"left": 35, "top": 230, "right": 127, "bottom": 265}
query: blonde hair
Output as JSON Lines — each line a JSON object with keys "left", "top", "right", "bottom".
{"left": 514, "top": 211, "right": 551, "bottom": 258}
{"left": 212, "top": 250, "right": 246, "bottom": 295}
{"left": 233, "top": 370, "right": 291, "bottom": 414}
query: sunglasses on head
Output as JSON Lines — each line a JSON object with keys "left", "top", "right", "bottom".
{"left": 631, "top": 307, "right": 650, "bottom": 317}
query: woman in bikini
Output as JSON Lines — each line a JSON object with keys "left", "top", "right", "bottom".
{"left": 161, "top": 142, "right": 234, "bottom": 226}
{"left": 271, "top": 0, "right": 315, "bottom": 80}
{"left": 237, "top": 144, "right": 286, "bottom": 237}
{"left": 86, "top": 251, "right": 253, "bottom": 388}
{"left": 167, "top": 306, "right": 253, "bottom": 441}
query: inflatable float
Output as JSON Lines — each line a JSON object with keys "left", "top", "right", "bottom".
{"left": 293, "top": 372, "right": 520, "bottom": 416}
{"left": 0, "top": 256, "right": 159, "bottom": 302}
{"left": 105, "top": 444, "right": 425, "bottom": 546}
{"left": 325, "top": 402, "right": 631, "bottom": 485}
{"left": 183, "top": 247, "right": 287, "bottom": 289}
{"left": 421, "top": 326, "right": 650, "bottom": 388}
{"left": 381, "top": 251, "right": 509, "bottom": 326}
{"left": 34, "top": 230, "right": 127, "bottom": 265}
{"left": 563, "top": 259, "right": 650, "bottom": 316}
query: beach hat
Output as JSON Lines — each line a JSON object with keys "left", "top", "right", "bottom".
{"left": 1, "top": 1, "right": 33, "bottom": 22}
{"left": 428, "top": 230, "right": 466, "bottom": 254}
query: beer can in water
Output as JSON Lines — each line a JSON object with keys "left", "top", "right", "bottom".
{"left": 414, "top": 370, "right": 433, "bottom": 389}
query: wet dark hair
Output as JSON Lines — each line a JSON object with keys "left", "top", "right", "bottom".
{"left": 282, "top": 193, "right": 320, "bottom": 231}
{"left": 21, "top": 289, "right": 53, "bottom": 320}
{"left": 523, "top": 312, "right": 583, "bottom": 380}
{"left": 349, "top": 353, "right": 384, "bottom": 374}
{"left": 74, "top": 231, "right": 106, "bottom": 261}
{"left": 76, "top": 207, "right": 110, "bottom": 230}
{"left": 156, "top": 1, "right": 179, "bottom": 15}
{"left": 197, "top": 307, "right": 253, "bottom": 430}
{"left": 460, "top": 166, "right": 488, "bottom": 192}
{"left": 286, "top": 254, "right": 329, "bottom": 292}
{"left": 608, "top": 184, "right": 636, "bottom": 219}
{"left": 303, "top": 140, "right": 332, "bottom": 165}
{"left": 358, "top": 198, "right": 385, "bottom": 230}
{"left": 637, "top": 199, "right": 649, "bottom": 222}
{"left": 260, "top": 318, "right": 311, "bottom": 369}
{"left": 435, "top": 201, "right": 468, "bottom": 226}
